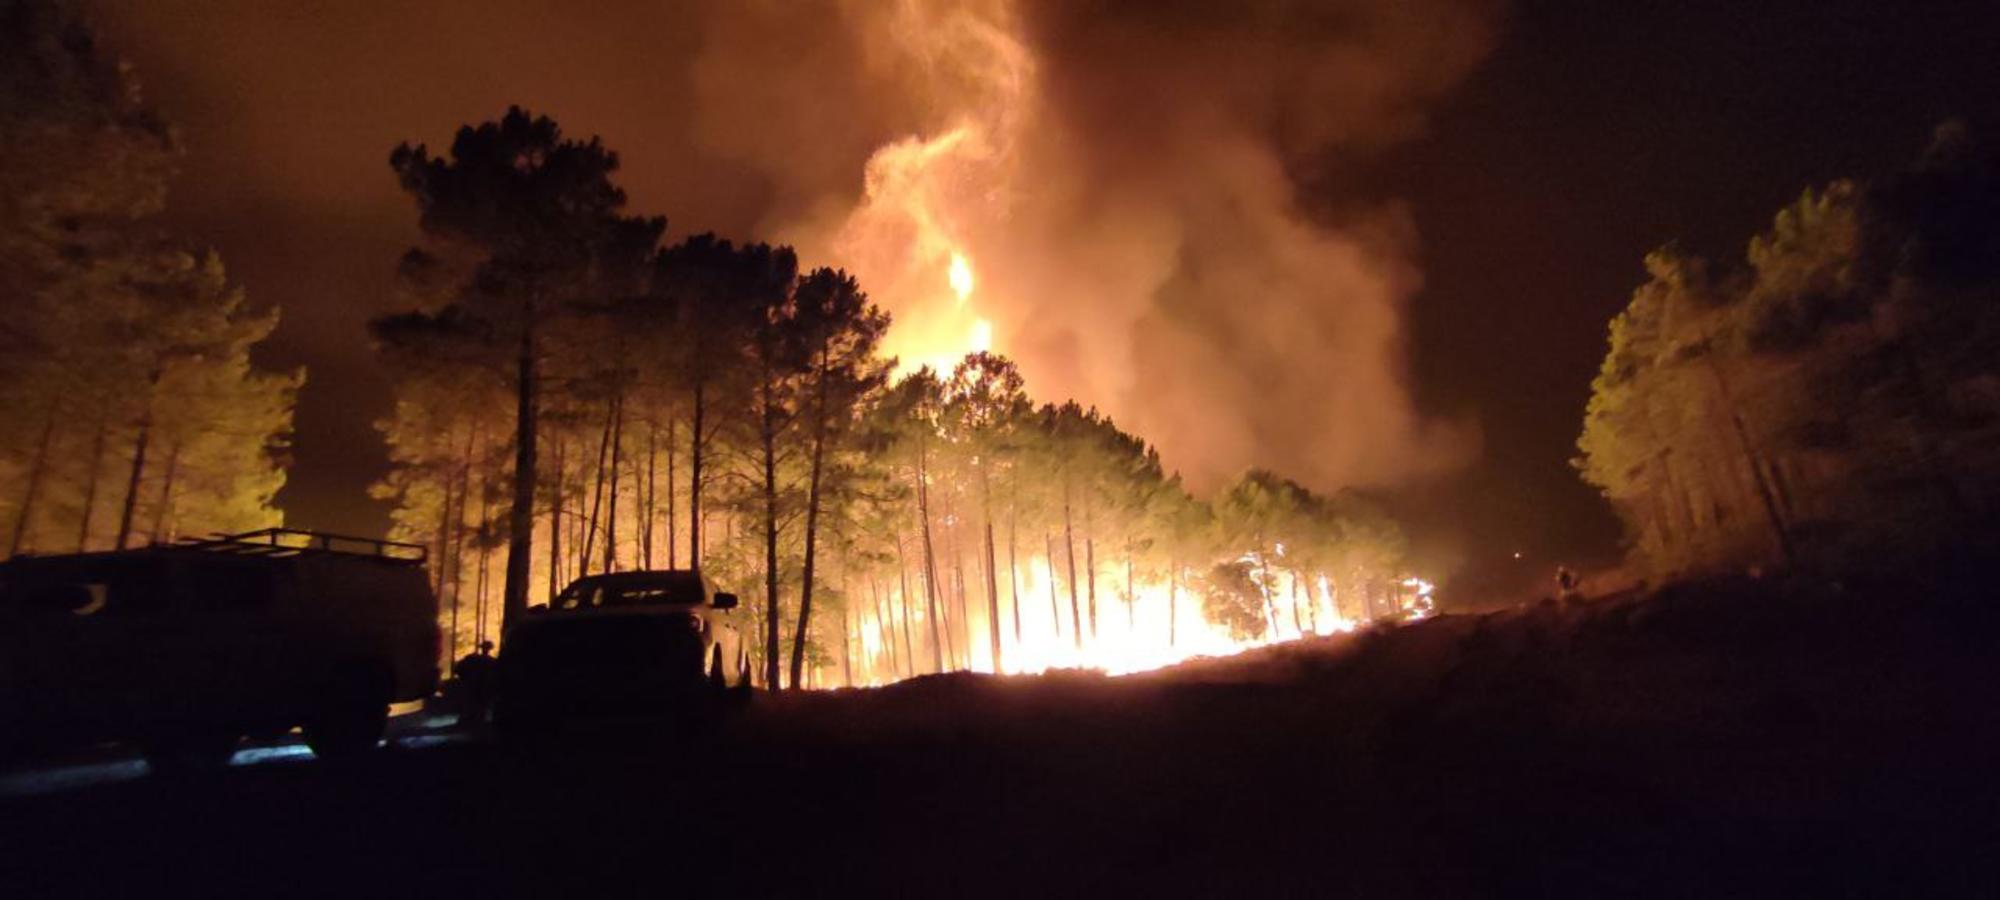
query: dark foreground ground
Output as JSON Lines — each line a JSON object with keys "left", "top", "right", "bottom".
{"left": 4, "top": 569, "right": 1998, "bottom": 898}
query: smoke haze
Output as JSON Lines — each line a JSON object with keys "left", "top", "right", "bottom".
{"left": 88, "top": 0, "right": 1498, "bottom": 531}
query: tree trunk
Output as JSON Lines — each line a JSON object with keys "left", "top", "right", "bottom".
{"left": 448, "top": 426, "right": 476, "bottom": 664}
{"left": 1702, "top": 356, "right": 1795, "bottom": 566}
{"left": 114, "top": 374, "right": 159, "bottom": 551}
{"left": 500, "top": 301, "right": 540, "bottom": 638}
{"left": 641, "top": 419, "right": 656, "bottom": 569}
{"left": 978, "top": 466, "right": 1002, "bottom": 672}
{"left": 943, "top": 490, "right": 971, "bottom": 670}
{"left": 581, "top": 398, "right": 614, "bottom": 575}
{"left": 1006, "top": 497, "right": 1022, "bottom": 645}
{"left": 791, "top": 352, "right": 834, "bottom": 690}
{"left": 893, "top": 531, "right": 917, "bottom": 676}
{"left": 77, "top": 416, "right": 108, "bottom": 552}
{"left": 1083, "top": 504, "right": 1097, "bottom": 640}
{"left": 688, "top": 380, "right": 705, "bottom": 571}
{"left": 761, "top": 374, "right": 782, "bottom": 691}
{"left": 916, "top": 445, "right": 947, "bottom": 673}
{"left": 571, "top": 452, "right": 587, "bottom": 583}
{"left": 1062, "top": 481, "right": 1082, "bottom": 649}
{"left": 1254, "top": 543, "right": 1278, "bottom": 639}
{"left": 840, "top": 599, "right": 854, "bottom": 689}
{"left": 548, "top": 436, "right": 564, "bottom": 604}
{"left": 604, "top": 389, "right": 624, "bottom": 574}
{"left": 1044, "top": 532, "right": 1062, "bottom": 641}
{"left": 148, "top": 442, "right": 181, "bottom": 544}
{"left": 9, "top": 411, "right": 57, "bottom": 557}
{"left": 1125, "top": 545, "right": 1136, "bottom": 631}
{"left": 666, "top": 418, "right": 678, "bottom": 568}
{"left": 433, "top": 469, "right": 453, "bottom": 608}
{"left": 984, "top": 520, "right": 1003, "bottom": 672}
{"left": 474, "top": 455, "right": 494, "bottom": 646}
{"left": 444, "top": 467, "right": 461, "bottom": 678}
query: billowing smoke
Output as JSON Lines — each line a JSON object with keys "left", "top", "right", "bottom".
{"left": 693, "top": 0, "right": 1494, "bottom": 493}
{"left": 85, "top": 0, "right": 1496, "bottom": 530}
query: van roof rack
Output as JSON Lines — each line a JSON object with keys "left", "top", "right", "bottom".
{"left": 173, "top": 528, "right": 428, "bottom": 564}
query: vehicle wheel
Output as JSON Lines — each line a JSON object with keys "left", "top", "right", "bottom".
{"left": 144, "top": 732, "right": 239, "bottom": 773}
{"left": 303, "top": 665, "right": 391, "bottom": 761}
{"left": 727, "top": 654, "right": 755, "bottom": 711}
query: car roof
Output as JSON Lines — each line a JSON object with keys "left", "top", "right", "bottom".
{"left": 561, "top": 570, "right": 720, "bottom": 604}
{"left": 569, "top": 570, "right": 709, "bottom": 590}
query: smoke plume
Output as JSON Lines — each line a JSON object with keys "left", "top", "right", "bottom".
{"left": 694, "top": 0, "right": 1495, "bottom": 492}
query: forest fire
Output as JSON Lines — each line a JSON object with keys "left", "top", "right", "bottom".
{"left": 0, "top": 0, "right": 1459, "bottom": 695}
{"left": 780, "top": 4, "right": 1431, "bottom": 684}
{"left": 840, "top": 547, "right": 1418, "bottom": 684}
{"left": 9, "top": 2, "right": 1998, "bottom": 895}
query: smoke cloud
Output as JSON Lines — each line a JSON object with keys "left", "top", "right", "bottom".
{"left": 694, "top": 0, "right": 1495, "bottom": 492}
{"left": 88, "top": 0, "right": 1496, "bottom": 529}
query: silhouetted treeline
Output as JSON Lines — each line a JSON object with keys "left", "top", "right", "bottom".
{"left": 1578, "top": 124, "right": 2000, "bottom": 577}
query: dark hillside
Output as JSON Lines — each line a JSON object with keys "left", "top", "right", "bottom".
{"left": 5, "top": 568, "right": 1996, "bottom": 897}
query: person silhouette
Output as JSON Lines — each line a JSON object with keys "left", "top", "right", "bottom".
{"left": 1555, "top": 566, "right": 1581, "bottom": 603}
{"left": 454, "top": 640, "right": 498, "bottom": 724}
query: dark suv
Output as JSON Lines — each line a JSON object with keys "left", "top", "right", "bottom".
{"left": 496, "top": 570, "right": 749, "bottom": 736}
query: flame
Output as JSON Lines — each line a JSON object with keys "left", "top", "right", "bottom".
{"left": 801, "top": 2, "right": 1438, "bottom": 686}
{"left": 824, "top": 1, "right": 1031, "bottom": 377}
{"left": 837, "top": 549, "right": 1436, "bottom": 686}
{"left": 949, "top": 253, "right": 975, "bottom": 304}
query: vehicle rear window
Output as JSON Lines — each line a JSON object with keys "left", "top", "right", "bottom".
{"left": 604, "top": 585, "right": 700, "bottom": 606}
{"left": 553, "top": 576, "right": 705, "bottom": 609}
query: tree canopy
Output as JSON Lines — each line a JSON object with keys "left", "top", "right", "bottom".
{"left": 1578, "top": 124, "right": 2000, "bottom": 576}
{"left": 1, "top": 0, "right": 296, "bottom": 558}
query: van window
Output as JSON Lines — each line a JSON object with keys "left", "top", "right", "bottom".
{"left": 554, "top": 582, "right": 602, "bottom": 611}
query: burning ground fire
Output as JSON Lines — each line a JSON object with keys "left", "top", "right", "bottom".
{"left": 805, "top": 235, "right": 1436, "bottom": 684}
{"left": 840, "top": 555, "right": 1436, "bottom": 685}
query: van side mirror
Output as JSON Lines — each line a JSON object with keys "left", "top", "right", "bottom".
{"left": 712, "top": 592, "right": 739, "bottom": 610}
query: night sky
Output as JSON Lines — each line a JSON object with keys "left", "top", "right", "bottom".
{"left": 84, "top": 0, "right": 2000, "bottom": 580}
